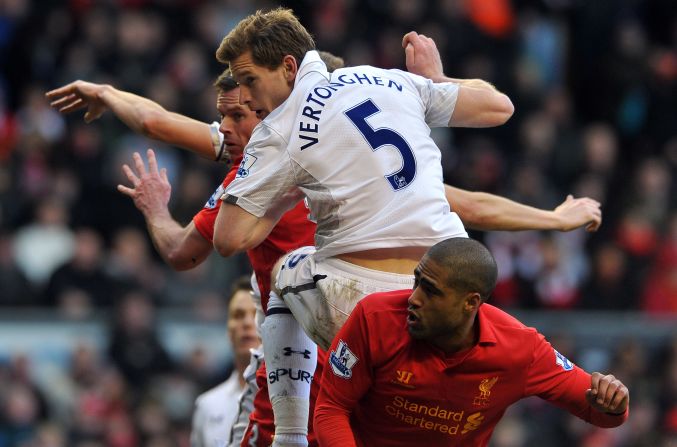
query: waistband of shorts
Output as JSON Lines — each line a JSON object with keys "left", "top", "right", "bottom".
{"left": 322, "top": 256, "right": 415, "bottom": 284}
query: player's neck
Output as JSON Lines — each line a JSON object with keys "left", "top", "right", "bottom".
{"left": 336, "top": 247, "right": 428, "bottom": 274}
{"left": 433, "top": 316, "right": 478, "bottom": 355}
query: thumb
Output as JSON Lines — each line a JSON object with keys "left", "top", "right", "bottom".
{"left": 84, "top": 111, "right": 92, "bottom": 123}
{"left": 566, "top": 194, "right": 574, "bottom": 202}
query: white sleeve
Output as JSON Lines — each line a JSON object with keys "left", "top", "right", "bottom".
{"left": 190, "top": 398, "right": 205, "bottom": 447}
{"left": 221, "top": 124, "right": 296, "bottom": 217}
{"left": 209, "top": 122, "right": 229, "bottom": 162}
{"left": 395, "top": 70, "right": 459, "bottom": 128}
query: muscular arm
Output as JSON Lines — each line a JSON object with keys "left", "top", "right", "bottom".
{"left": 402, "top": 32, "right": 513, "bottom": 127}
{"left": 46, "top": 81, "right": 217, "bottom": 160}
{"left": 525, "top": 334, "right": 629, "bottom": 428}
{"left": 118, "top": 150, "right": 212, "bottom": 270}
{"left": 213, "top": 188, "right": 303, "bottom": 257}
{"left": 447, "top": 186, "right": 602, "bottom": 232}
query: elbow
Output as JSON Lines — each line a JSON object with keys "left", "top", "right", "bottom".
{"left": 213, "top": 235, "right": 242, "bottom": 258}
{"left": 166, "top": 250, "right": 195, "bottom": 271}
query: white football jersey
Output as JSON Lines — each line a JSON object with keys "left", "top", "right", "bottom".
{"left": 223, "top": 51, "right": 467, "bottom": 259}
{"left": 190, "top": 371, "right": 243, "bottom": 447}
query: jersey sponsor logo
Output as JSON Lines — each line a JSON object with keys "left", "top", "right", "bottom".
{"left": 329, "top": 339, "right": 358, "bottom": 379}
{"left": 385, "top": 396, "right": 465, "bottom": 435}
{"left": 268, "top": 368, "right": 313, "bottom": 384}
{"left": 461, "top": 412, "right": 485, "bottom": 434}
{"left": 472, "top": 376, "right": 498, "bottom": 406}
{"left": 204, "top": 184, "right": 226, "bottom": 209}
{"left": 554, "top": 349, "right": 574, "bottom": 371}
{"left": 236, "top": 152, "right": 258, "bottom": 178}
{"left": 283, "top": 347, "right": 312, "bottom": 359}
{"left": 391, "top": 370, "right": 415, "bottom": 389}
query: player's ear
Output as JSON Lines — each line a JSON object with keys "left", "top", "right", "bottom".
{"left": 282, "top": 55, "right": 298, "bottom": 81}
{"left": 464, "top": 292, "right": 481, "bottom": 313}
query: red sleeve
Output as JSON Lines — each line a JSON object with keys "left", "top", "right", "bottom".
{"left": 192, "top": 163, "right": 240, "bottom": 243}
{"left": 524, "top": 333, "right": 629, "bottom": 428}
{"left": 314, "top": 302, "right": 374, "bottom": 447}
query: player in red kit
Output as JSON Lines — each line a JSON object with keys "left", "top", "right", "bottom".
{"left": 315, "top": 238, "right": 629, "bottom": 447}
{"left": 48, "top": 41, "right": 602, "bottom": 447}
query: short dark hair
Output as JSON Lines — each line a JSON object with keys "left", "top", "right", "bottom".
{"left": 318, "top": 51, "right": 344, "bottom": 72}
{"left": 228, "top": 276, "right": 253, "bottom": 302}
{"left": 216, "top": 7, "right": 315, "bottom": 69}
{"left": 213, "top": 69, "right": 238, "bottom": 93}
{"left": 426, "top": 238, "right": 497, "bottom": 302}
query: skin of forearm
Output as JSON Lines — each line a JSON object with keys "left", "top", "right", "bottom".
{"left": 144, "top": 209, "right": 197, "bottom": 270}
{"left": 98, "top": 86, "right": 216, "bottom": 160}
{"left": 451, "top": 190, "right": 562, "bottom": 232}
{"left": 98, "top": 85, "right": 166, "bottom": 134}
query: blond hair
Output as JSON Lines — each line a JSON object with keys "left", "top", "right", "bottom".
{"left": 216, "top": 7, "right": 315, "bottom": 69}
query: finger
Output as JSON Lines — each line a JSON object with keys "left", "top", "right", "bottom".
{"left": 608, "top": 385, "right": 628, "bottom": 412}
{"left": 117, "top": 184, "right": 136, "bottom": 197}
{"left": 566, "top": 194, "right": 574, "bottom": 202}
{"left": 595, "top": 375, "right": 612, "bottom": 405}
{"left": 132, "top": 151, "right": 147, "bottom": 175}
{"left": 146, "top": 149, "right": 159, "bottom": 174}
{"left": 590, "top": 372, "right": 602, "bottom": 395}
{"left": 45, "top": 84, "right": 74, "bottom": 99}
{"left": 402, "top": 31, "right": 418, "bottom": 48}
{"left": 405, "top": 43, "right": 415, "bottom": 65}
{"left": 122, "top": 164, "right": 140, "bottom": 186}
{"left": 160, "top": 167, "right": 169, "bottom": 183}
{"left": 601, "top": 380, "right": 620, "bottom": 407}
{"left": 59, "top": 99, "right": 87, "bottom": 114}
{"left": 49, "top": 94, "right": 77, "bottom": 109}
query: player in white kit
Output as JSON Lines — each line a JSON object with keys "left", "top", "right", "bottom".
{"left": 211, "top": 8, "right": 512, "bottom": 447}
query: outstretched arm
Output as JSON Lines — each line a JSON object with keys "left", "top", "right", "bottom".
{"left": 117, "top": 149, "right": 212, "bottom": 270}
{"left": 46, "top": 81, "right": 218, "bottom": 160}
{"left": 447, "top": 186, "right": 602, "bottom": 232}
{"left": 403, "top": 31, "right": 514, "bottom": 127}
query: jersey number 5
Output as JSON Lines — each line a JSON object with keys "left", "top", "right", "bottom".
{"left": 344, "top": 99, "right": 417, "bottom": 191}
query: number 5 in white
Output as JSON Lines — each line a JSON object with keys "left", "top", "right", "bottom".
{"left": 344, "top": 99, "right": 417, "bottom": 191}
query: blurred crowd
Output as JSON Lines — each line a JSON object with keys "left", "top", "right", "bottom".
{"left": 0, "top": 0, "right": 676, "bottom": 446}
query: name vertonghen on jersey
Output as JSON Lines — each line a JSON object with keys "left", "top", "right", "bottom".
{"left": 298, "top": 72, "right": 404, "bottom": 151}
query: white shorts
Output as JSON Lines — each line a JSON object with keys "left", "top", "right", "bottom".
{"left": 275, "top": 246, "right": 414, "bottom": 350}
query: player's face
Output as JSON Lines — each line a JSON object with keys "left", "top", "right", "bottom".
{"left": 230, "top": 51, "right": 292, "bottom": 120}
{"left": 227, "top": 290, "right": 260, "bottom": 360}
{"left": 407, "top": 256, "right": 470, "bottom": 345}
{"left": 217, "top": 88, "right": 260, "bottom": 160}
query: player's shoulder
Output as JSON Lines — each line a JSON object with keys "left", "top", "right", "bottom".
{"left": 195, "top": 375, "right": 241, "bottom": 408}
{"left": 479, "top": 303, "right": 539, "bottom": 340}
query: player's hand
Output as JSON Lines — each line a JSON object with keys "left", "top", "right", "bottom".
{"left": 585, "top": 372, "right": 629, "bottom": 415}
{"left": 553, "top": 194, "right": 602, "bottom": 232}
{"left": 117, "top": 149, "right": 172, "bottom": 216}
{"left": 402, "top": 31, "right": 444, "bottom": 82}
{"left": 45, "top": 80, "right": 108, "bottom": 123}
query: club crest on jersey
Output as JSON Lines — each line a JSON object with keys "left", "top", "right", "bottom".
{"left": 473, "top": 376, "right": 498, "bottom": 406}
{"left": 554, "top": 349, "right": 574, "bottom": 371}
{"left": 329, "top": 340, "right": 358, "bottom": 379}
{"left": 236, "top": 153, "right": 258, "bottom": 178}
{"left": 204, "top": 184, "right": 225, "bottom": 209}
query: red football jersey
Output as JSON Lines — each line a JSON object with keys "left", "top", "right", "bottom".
{"left": 192, "top": 157, "right": 319, "bottom": 446}
{"left": 192, "top": 157, "right": 316, "bottom": 308}
{"left": 315, "top": 290, "right": 628, "bottom": 447}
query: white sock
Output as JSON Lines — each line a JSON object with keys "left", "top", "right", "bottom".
{"left": 263, "top": 291, "right": 317, "bottom": 446}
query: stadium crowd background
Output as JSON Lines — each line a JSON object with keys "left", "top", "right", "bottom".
{"left": 0, "top": 0, "right": 675, "bottom": 446}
